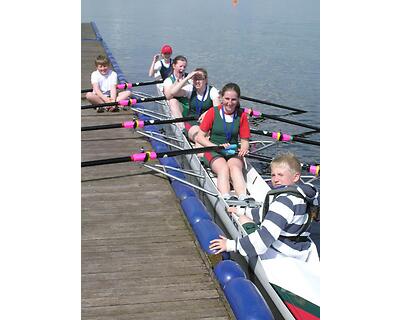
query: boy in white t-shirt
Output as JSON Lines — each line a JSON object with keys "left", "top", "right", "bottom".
{"left": 85, "top": 55, "right": 131, "bottom": 112}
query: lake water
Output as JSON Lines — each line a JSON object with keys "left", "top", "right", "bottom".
{"left": 82, "top": 0, "right": 320, "bottom": 164}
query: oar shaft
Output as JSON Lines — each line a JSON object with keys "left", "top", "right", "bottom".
{"left": 81, "top": 145, "right": 236, "bottom": 167}
{"left": 82, "top": 123, "right": 123, "bottom": 131}
{"left": 245, "top": 153, "right": 320, "bottom": 176}
{"left": 116, "top": 79, "right": 163, "bottom": 90}
{"left": 241, "top": 95, "right": 307, "bottom": 114}
{"left": 81, "top": 79, "right": 164, "bottom": 93}
{"left": 263, "top": 114, "right": 319, "bottom": 131}
{"left": 81, "top": 96, "right": 166, "bottom": 110}
{"left": 250, "top": 129, "right": 320, "bottom": 146}
{"left": 243, "top": 108, "right": 320, "bottom": 132}
{"left": 82, "top": 156, "right": 132, "bottom": 167}
{"left": 81, "top": 116, "right": 197, "bottom": 132}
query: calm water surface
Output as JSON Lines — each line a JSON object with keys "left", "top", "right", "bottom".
{"left": 82, "top": 0, "right": 320, "bottom": 164}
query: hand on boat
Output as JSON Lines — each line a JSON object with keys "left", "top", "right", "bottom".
{"left": 237, "top": 147, "right": 249, "bottom": 157}
{"left": 209, "top": 235, "right": 228, "bottom": 254}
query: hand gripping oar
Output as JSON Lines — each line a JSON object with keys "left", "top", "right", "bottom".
{"left": 242, "top": 107, "right": 320, "bottom": 132}
{"left": 81, "top": 79, "right": 163, "bottom": 94}
{"left": 81, "top": 96, "right": 166, "bottom": 110}
{"left": 240, "top": 95, "right": 307, "bottom": 114}
{"left": 244, "top": 152, "right": 320, "bottom": 176}
{"left": 81, "top": 116, "right": 197, "bottom": 131}
{"left": 81, "top": 144, "right": 237, "bottom": 167}
{"left": 250, "top": 129, "right": 320, "bottom": 146}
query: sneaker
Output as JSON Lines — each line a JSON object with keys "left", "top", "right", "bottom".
{"left": 108, "top": 106, "right": 120, "bottom": 112}
{"left": 96, "top": 107, "right": 104, "bottom": 113}
{"left": 239, "top": 195, "right": 255, "bottom": 203}
{"left": 224, "top": 195, "right": 238, "bottom": 201}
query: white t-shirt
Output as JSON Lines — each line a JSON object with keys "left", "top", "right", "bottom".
{"left": 153, "top": 60, "right": 171, "bottom": 79}
{"left": 91, "top": 69, "right": 118, "bottom": 94}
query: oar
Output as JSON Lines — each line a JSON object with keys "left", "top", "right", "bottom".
{"left": 81, "top": 116, "right": 197, "bottom": 131}
{"left": 250, "top": 129, "right": 320, "bottom": 146}
{"left": 81, "top": 79, "right": 163, "bottom": 94}
{"left": 240, "top": 95, "right": 307, "bottom": 114}
{"left": 82, "top": 144, "right": 237, "bottom": 167}
{"left": 245, "top": 152, "right": 320, "bottom": 176}
{"left": 81, "top": 96, "right": 166, "bottom": 110}
{"left": 242, "top": 107, "right": 320, "bottom": 132}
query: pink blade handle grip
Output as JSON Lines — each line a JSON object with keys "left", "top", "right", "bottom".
{"left": 117, "top": 83, "right": 132, "bottom": 90}
{"left": 131, "top": 151, "right": 157, "bottom": 162}
{"left": 243, "top": 108, "right": 261, "bottom": 117}
{"left": 122, "top": 120, "right": 144, "bottom": 129}
{"left": 309, "top": 165, "right": 320, "bottom": 176}
{"left": 118, "top": 99, "right": 137, "bottom": 106}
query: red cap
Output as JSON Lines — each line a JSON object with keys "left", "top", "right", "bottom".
{"left": 161, "top": 45, "right": 172, "bottom": 54}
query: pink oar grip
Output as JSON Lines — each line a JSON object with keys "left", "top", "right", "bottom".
{"left": 309, "top": 165, "right": 320, "bottom": 176}
{"left": 281, "top": 133, "right": 293, "bottom": 142}
{"left": 118, "top": 99, "right": 137, "bottom": 106}
{"left": 244, "top": 108, "right": 261, "bottom": 117}
{"left": 117, "top": 83, "right": 132, "bottom": 89}
{"left": 123, "top": 120, "right": 144, "bottom": 129}
{"left": 131, "top": 151, "right": 157, "bottom": 162}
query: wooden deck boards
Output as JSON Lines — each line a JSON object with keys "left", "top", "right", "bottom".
{"left": 81, "top": 22, "right": 232, "bottom": 319}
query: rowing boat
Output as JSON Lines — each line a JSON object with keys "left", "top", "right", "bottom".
{"left": 129, "top": 86, "right": 320, "bottom": 320}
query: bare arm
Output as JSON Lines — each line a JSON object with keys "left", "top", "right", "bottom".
{"left": 92, "top": 83, "right": 111, "bottom": 103}
{"left": 148, "top": 54, "right": 159, "bottom": 77}
{"left": 195, "top": 128, "right": 215, "bottom": 147}
{"left": 168, "top": 71, "right": 200, "bottom": 98}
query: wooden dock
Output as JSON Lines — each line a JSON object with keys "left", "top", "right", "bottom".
{"left": 81, "top": 23, "right": 233, "bottom": 319}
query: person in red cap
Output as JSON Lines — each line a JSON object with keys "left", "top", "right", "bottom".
{"left": 148, "top": 44, "right": 173, "bottom": 82}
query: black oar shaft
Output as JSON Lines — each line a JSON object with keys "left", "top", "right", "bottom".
{"left": 81, "top": 116, "right": 197, "bottom": 132}
{"left": 156, "top": 145, "right": 224, "bottom": 158}
{"left": 81, "top": 96, "right": 166, "bottom": 110}
{"left": 81, "top": 145, "right": 229, "bottom": 167}
{"left": 263, "top": 114, "right": 320, "bottom": 132}
{"left": 241, "top": 95, "right": 307, "bottom": 114}
{"left": 81, "top": 79, "right": 164, "bottom": 94}
{"left": 82, "top": 156, "right": 132, "bottom": 167}
{"left": 292, "top": 136, "right": 320, "bottom": 146}
{"left": 250, "top": 129, "right": 320, "bottom": 146}
{"left": 245, "top": 152, "right": 320, "bottom": 176}
{"left": 82, "top": 123, "right": 123, "bottom": 131}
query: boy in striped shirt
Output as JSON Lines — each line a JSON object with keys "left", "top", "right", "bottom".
{"left": 209, "top": 152, "right": 319, "bottom": 263}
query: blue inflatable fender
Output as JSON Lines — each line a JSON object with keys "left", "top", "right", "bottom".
{"left": 137, "top": 113, "right": 152, "bottom": 121}
{"left": 192, "top": 219, "right": 230, "bottom": 260}
{"left": 224, "top": 278, "right": 274, "bottom": 320}
{"left": 214, "top": 260, "right": 247, "bottom": 289}
{"left": 180, "top": 196, "right": 212, "bottom": 226}
{"left": 151, "top": 140, "right": 169, "bottom": 153}
{"left": 158, "top": 156, "right": 180, "bottom": 168}
{"left": 171, "top": 180, "right": 197, "bottom": 200}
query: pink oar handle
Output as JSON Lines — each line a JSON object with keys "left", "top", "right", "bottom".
{"left": 131, "top": 151, "right": 157, "bottom": 162}
{"left": 309, "top": 165, "right": 320, "bottom": 176}
{"left": 123, "top": 120, "right": 144, "bottom": 129}
{"left": 272, "top": 132, "right": 293, "bottom": 142}
{"left": 118, "top": 99, "right": 137, "bottom": 106}
{"left": 117, "top": 83, "right": 133, "bottom": 90}
{"left": 243, "top": 108, "right": 261, "bottom": 117}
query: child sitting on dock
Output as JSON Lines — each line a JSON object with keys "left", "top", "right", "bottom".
{"left": 209, "top": 152, "right": 320, "bottom": 264}
{"left": 85, "top": 55, "right": 131, "bottom": 112}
